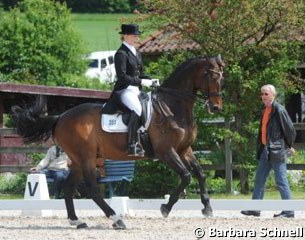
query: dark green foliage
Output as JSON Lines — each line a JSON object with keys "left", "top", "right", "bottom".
{"left": 128, "top": 160, "right": 179, "bottom": 198}
{"left": 0, "top": 0, "right": 88, "bottom": 86}
{"left": 1, "top": 0, "right": 133, "bottom": 13}
{"left": 53, "top": 0, "right": 132, "bottom": 13}
{"left": 0, "top": 173, "right": 27, "bottom": 194}
{"left": 1, "top": 0, "right": 18, "bottom": 10}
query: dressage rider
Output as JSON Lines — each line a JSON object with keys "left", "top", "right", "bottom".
{"left": 113, "top": 24, "right": 155, "bottom": 157}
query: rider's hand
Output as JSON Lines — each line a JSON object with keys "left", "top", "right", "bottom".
{"left": 141, "top": 79, "right": 153, "bottom": 87}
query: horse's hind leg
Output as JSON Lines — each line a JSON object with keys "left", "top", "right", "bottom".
{"left": 160, "top": 149, "right": 192, "bottom": 218}
{"left": 189, "top": 156, "right": 213, "bottom": 217}
{"left": 62, "top": 169, "right": 88, "bottom": 229}
{"left": 82, "top": 166, "right": 126, "bottom": 230}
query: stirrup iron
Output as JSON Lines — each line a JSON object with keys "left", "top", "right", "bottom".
{"left": 128, "top": 142, "right": 145, "bottom": 157}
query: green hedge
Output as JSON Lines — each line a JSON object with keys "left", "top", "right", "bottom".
{"left": 128, "top": 160, "right": 179, "bottom": 198}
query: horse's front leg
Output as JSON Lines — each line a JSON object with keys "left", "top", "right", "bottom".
{"left": 82, "top": 165, "right": 126, "bottom": 230}
{"left": 62, "top": 169, "right": 88, "bottom": 229}
{"left": 159, "top": 149, "right": 192, "bottom": 218}
{"left": 186, "top": 150, "right": 213, "bottom": 217}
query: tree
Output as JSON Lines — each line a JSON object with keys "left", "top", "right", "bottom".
{"left": 1, "top": 0, "right": 19, "bottom": 10}
{"left": 139, "top": 0, "right": 305, "bottom": 192}
{"left": 1, "top": 0, "right": 134, "bottom": 13}
{"left": 0, "top": 0, "right": 88, "bottom": 86}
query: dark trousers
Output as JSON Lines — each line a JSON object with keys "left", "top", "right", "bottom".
{"left": 45, "top": 169, "right": 70, "bottom": 198}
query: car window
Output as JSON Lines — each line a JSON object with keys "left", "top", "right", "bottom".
{"left": 108, "top": 56, "right": 114, "bottom": 65}
{"left": 88, "top": 59, "right": 98, "bottom": 68}
{"left": 100, "top": 59, "right": 107, "bottom": 69}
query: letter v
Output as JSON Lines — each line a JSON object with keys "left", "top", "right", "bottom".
{"left": 28, "top": 182, "right": 39, "bottom": 196}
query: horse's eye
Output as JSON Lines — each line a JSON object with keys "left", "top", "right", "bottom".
{"left": 212, "top": 72, "right": 219, "bottom": 78}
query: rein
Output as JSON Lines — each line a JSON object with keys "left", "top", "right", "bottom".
{"left": 157, "top": 87, "right": 207, "bottom": 105}
{"left": 157, "top": 86, "right": 221, "bottom": 106}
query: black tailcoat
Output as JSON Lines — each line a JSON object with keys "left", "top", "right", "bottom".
{"left": 113, "top": 44, "right": 147, "bottom": 91}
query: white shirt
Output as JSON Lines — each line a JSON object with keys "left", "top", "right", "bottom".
{"left": 121, "top": 41, "right": 140, "bottom": 92}
{"left": 123, "top": 41, "right": 137, "bottom": 56}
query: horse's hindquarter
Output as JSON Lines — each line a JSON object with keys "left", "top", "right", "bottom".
{"left": 54, "top": 104, "right": 101, "bottom": 160}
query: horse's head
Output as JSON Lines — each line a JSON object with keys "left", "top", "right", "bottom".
{"left": 195, "top": 55, "right": 225, "bottom": 113}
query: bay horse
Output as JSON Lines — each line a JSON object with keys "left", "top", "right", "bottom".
{"left": 12, "top": 55, "right": 224, "bottom": 229}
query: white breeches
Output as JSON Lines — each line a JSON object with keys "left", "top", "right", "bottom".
{"left": 119, "top": 86, "right": 142, "bottom": 116}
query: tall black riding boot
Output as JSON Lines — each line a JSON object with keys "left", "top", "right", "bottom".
{"left": 127, "top": 112, "right": 145, "bottom": 157}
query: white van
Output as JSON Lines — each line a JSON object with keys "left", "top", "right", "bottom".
{"left": 85, "top": 51, "right": 116, "bottom": 83}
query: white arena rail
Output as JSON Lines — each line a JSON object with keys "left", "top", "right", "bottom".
{"left": 2, "top": 174, "right": 303, "bottom": 216}
{"left": 0, "top": 199, "right": 305, "bottom": 211}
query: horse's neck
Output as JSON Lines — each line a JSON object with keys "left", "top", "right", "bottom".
{"left": 162, "top": 79, "right": 193, "bottom": 93}
{"left": 159, "top": 73, "right": 197, "bottom": 123}
{"left": 158, "top": 92, "right": 195, "bottom": 123}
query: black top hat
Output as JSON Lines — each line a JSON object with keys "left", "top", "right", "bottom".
{"left": 119, "top": 24, "right": 141, "bottom": 35}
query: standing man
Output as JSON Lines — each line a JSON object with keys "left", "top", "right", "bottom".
{"left": 112, "top": 24, "right": 154, "bottom": 157}
{"left": 241, "top": 84, "right": 296, "bottom": 218}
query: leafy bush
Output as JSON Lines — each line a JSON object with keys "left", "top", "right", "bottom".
{"left": 207, "top": 177, "right": 226, "bottom": 194}
{"left": 64, "top": 74, "right": 113, "bottom": 90}
{"left": 129, "top": 160, "right": 179, "bottom": 198}
{"left": 0, "top": 173, "right": 27, "bottom": 195}
{"left": 28, "top": 152, "right": 45, "bottom": 165}
{"left": 0, "top": 0, "right": 88, "bottom": 85}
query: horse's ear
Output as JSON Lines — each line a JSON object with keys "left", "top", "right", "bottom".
{"left": 216, "top": 54, "right": 225, "bottom": 67}
{"left": 217, "top": 54, "right": 222, "bottom": 62}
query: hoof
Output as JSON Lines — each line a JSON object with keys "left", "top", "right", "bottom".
{"left": 69, "top": 219, "right": 88, "bottom": 229}
{"left": 77, "top": 223, "right": 88, "bottom": 229}
{"left": 112, "top": 219, "right": 126, "bottom": 230}
{"left": 160, "top": 204, "right": 170, "bottom": 218}
{"left": 202, "top": 207, "right": 213, "bottom": 217}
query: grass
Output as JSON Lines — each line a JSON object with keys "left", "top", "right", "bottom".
{"left": 71, "top": 13, "right": 136, "bottom": 52}
{"left": 0, "top": 193, "right": 23, "bottom": 199}
{"left": 201, "top": 190, "right": 305, "bottom": 199}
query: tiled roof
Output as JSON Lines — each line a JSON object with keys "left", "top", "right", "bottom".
{"left": 137, "top": 30, "right": 201, "bottom": 55}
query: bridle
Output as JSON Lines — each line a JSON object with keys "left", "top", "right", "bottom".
{"left": 204, "top": 68, "right": 223, "bottom": 98}
{"left": 156, "top": 67, "right": 223, "bottom": 106}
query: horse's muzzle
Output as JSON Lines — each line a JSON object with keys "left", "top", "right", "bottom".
{"left": 211, "top": 105, "right": 221, "bottom": 112}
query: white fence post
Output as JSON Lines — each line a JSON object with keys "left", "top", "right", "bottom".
{"left": 22, "top": 173, "right": 52, "bottom": 217}
{"left": 110, "top": 197, "right": 133, "bottom": 216}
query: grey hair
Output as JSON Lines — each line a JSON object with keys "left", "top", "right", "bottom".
{"left": 261, "top": 84, "right": 277, "bottom": 96}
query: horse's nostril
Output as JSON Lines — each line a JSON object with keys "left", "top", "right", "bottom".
{"left": 212, "top": 106, "right": 219, "bottom": 111}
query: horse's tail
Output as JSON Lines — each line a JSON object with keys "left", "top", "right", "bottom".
{"left": 11, "top": 96, "right": 59, "bottom": 143}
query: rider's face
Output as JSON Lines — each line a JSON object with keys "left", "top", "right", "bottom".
{"left": 123, "top": 34, "right": 139, "bottom": 46}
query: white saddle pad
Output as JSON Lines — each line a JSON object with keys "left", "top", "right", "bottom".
{"left": 101, "top": 92, "right": 152, "bottom": 133}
